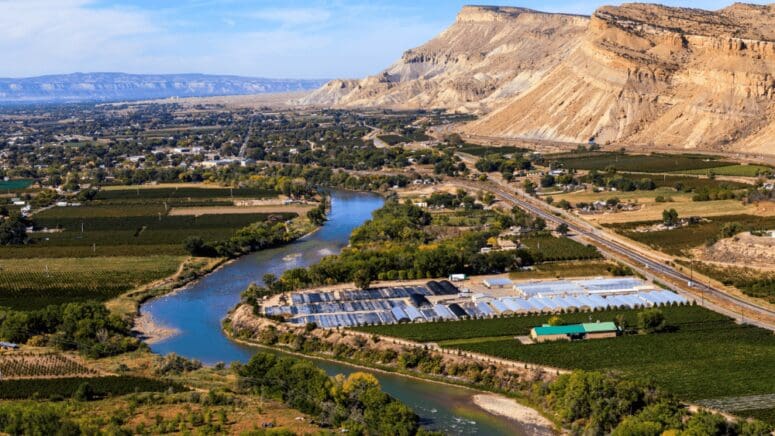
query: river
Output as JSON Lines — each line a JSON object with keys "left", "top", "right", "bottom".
{"left": 141, "top": 190, "right": 529, "bottom": 435}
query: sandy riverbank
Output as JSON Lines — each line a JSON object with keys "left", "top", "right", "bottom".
{"left": 133, "top": 311, "right": 179, "bottom": 344}
{"left": 472, "top": 394, "right": 557, "bottom": 436}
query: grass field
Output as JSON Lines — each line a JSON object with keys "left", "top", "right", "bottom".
{"left": 554, "top": 188, "right": 771, "bottom": 224}
{"left": 0, "top": 256, "right": 182, "bottom": 310}
{"left": 549, "top": 152, "right": 733, "bottom": 173}
{"left": 608, "top": 214, "right": 775, "bottom": 256}
{"left": 355, "top": 306, "right": 775, "bottom": 408}
{"left": 679, "top": 165, "right": 774, "bottom": 177}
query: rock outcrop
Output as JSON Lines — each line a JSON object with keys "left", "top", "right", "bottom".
{"left": 303, "top": 2, "right": 775, "bottom": 155}
{"left": 463, "top": 3, "right": 775, "bottom": 153}
{"left": 298, "top": 6, "right": 589, "bottom": 113}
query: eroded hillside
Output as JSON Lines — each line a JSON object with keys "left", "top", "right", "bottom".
{"left": 463, "top": 3, "right": 775, "bottom": 153}
{"left": 298, "top": 6, "right": 589, "bottom": 113}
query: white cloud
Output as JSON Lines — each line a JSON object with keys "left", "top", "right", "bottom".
{"left": 0, "top": 0, "right": 442, "bottom": 79}
{"left": 248, "top": 7, "right": 332, "bottom": 26}
{"left": 0, "top": 0, "right": 157, "bottom": 76}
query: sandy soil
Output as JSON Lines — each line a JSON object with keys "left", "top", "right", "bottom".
{"left": 694, "top": 232, "right": 775, "bottom": 270}
{"left": 472, "top": 394, "right": 556, "bottom": 435}
{"left": 168, "top": 205, "right": 313, "bottom": 216}
{"left": 133, "top": 312, "right": 179, "bottom": 345}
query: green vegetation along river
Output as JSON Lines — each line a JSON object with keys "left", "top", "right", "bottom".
{"left": 141, "top": 190, "right": 533, "bottom": 435}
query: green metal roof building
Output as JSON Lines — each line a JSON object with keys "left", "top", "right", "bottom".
{"left": 530, "top": 322, "right": 618, "bottom": 342}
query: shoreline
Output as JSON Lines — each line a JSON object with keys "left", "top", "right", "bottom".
{"left": 132, "top": 219, "right": 324, "bottom": 343}
{"left": 226, "top": 329, "right": 559, "bottom": 434}
{"left": 133, "top": 311, "right": 180, "bottom": 345}
{"left": 472, "top": 394, "right": 557, "bottom": 436}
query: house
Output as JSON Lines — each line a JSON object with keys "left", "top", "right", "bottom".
{"left": 496, "top": 238, "right": 518, "bottom": 251}
{"left": 530, "top": 322, "right": 619, "bottom": 343}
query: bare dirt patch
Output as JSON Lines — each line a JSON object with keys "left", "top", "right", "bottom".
{"left": 694, "top": 232, "right": 775, "bottom": 270}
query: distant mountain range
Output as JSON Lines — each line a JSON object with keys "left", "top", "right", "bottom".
{"left": 0, "top": 73, "right": 327, "bottom": 104}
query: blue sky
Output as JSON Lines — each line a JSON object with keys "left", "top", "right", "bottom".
{"left": 0, "top": 0, "right": 769, "bottom": 79}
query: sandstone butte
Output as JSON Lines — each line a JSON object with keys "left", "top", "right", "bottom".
{"left": 299, "top": 3, "right": 775, "bottom": 156}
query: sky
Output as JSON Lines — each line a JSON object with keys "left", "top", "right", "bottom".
{"left": 0, "top": 0, "right": 770, "bottom": 79}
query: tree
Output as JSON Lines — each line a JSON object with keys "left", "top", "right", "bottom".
{"left": 0, "top": 216, "right": 28, "bottom": 245}
{"left": 262, "top": 273, "right": 278, "bottom": 289}
{"left": 720, "top": 222, "right": 743, "bottom": 239}
{"left": 662, "top": 209, "right": 679, "bottom": 227}
{"left": 523, "top": 179, "right": 536, "bottom": 195}
{"left": 557, "top": 223, "right": 570, "bottom": 235}
{"left": 682, "top": 411, "right": 730, "bottom": 436}
{"left": 637, "top": 308, "right": 665, "bottom": 334}
{"left": 540, "top": 174, "right": 556, "bottom": 188}
{"left": 352, "top": 269, "right": 372, "bottom": 290}
{"left": 183, "top": 236, "right": 206, "bottom": 256}
{"left": 548, "top": 316, "right": 563, "bottom": 326}
{"left": 73, "top": 382, "right": 94, "bottom": 401}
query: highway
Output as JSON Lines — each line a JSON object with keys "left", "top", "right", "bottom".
{"left": 459, "top": 179, "right": 775, "bottom": 330}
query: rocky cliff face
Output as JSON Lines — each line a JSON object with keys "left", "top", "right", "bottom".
{"left": 298, "top": 6, "right": 589, "bottom": 113}
{"left": 464, "top": 3, "right": 775, "bottom": 153}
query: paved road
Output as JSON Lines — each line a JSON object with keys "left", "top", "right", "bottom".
{"left": 459, "top": 179, "right": 775, "bottom": 330}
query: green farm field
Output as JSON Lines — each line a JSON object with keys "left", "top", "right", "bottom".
{"left": 14, "top": 210, "right": 296, "bottom": 258}
{"left": 679, "top": 165, "right": 774, "bottom": 177}
{"left": 457, "top": 144, "right": 527, "bottom": 157}
{"left": 356, "top": 306, "right": 775, "bottom": 411}
{"left": 617, "top": 173, "right": 750, "bottom": 191}
{"left": 95, "top": 185, "right": 277, "bottom": 201}
{"left": 607, "top": 214, "right": 775, "bottom": 256}
{"left": 0, "top": 256, "right": 182, "bottom": 310}
{"left": 549, "top": 152, "right": 733, "bottom": 173}
{"left": 520, "top": 235, "right": 602, "bottom": 262}
{"left": 509, "top": 260, "right": 617, "bottom": 280}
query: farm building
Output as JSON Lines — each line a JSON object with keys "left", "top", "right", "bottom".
{"left": 515, "top": 278, "right": 653, "bottom": 298}
{"left": 0, "top": 342, "right": 19, "bottom": 350}
{"left": 530, "top": 322, "right": 619, "bottom": 343}
{"left": 483, "top": 278, "right": 513, "bottom": 289}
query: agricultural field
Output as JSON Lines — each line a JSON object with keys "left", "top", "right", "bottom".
{"left": 0, "top": 256, "right": 182, "bottom": 310}
{"left": 616, "top": 173, "right": 750, "bottom": 191}
{"left": 519, "top": 235, "right": 601, "bottom": 262}
{"left": 456, "top": 144, "right": 527, "bottom": 157}
{"left": 377, "top": 134, "right": 410, "bottom": 145}
{"left": 356, "top": 305, "right": 775, "bottom": 420}
{"left": 0, "top": 376, "right": 185, "bottom": 400}
{"left": 554, "top": 188, "right": 772, "bottom": 224}
{"left": 679, "top": 164, "right": 774, "bottom": 177}
{"left": 607, "top": 214, "right": 775, "bottom": 256}
{"left": 0, "top": 353, "right": 98, "bottom": 379}
{"left": 94, "top": 186, "right": 277, "bottom": 207}
{"left": 12, "top": 211, "right": 296, "bottom": 258}
{"left": 549, "top": 152, "right": 733, "bottom": 173}
{"left": 509, "top": 260, "right": 619, "bottom": 280}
